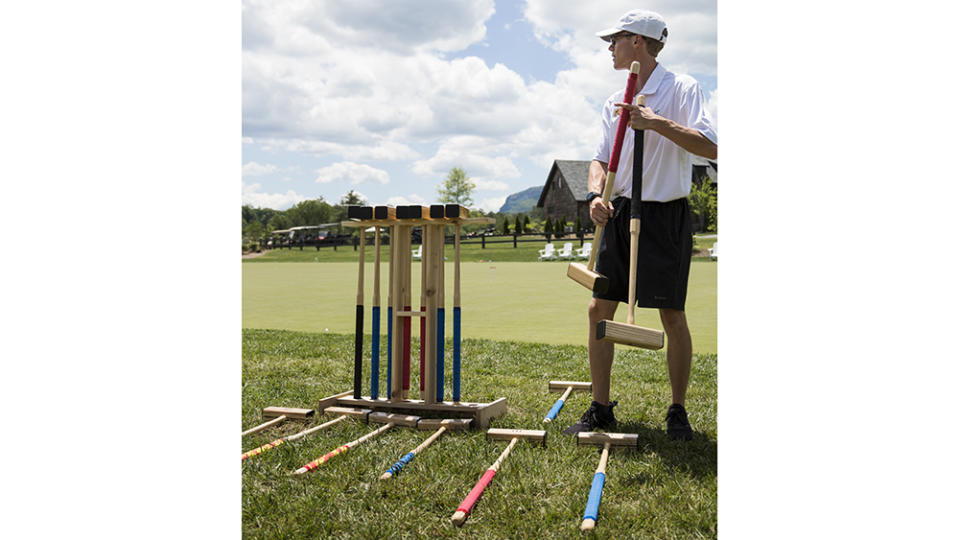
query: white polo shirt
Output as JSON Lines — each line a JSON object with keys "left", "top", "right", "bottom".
{"left": 592, "top": 63, "right": 717, "bottom": 202}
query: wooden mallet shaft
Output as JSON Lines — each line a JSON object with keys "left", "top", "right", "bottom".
{"left": 543, "top": 381, "right": 591, "bottom": 423}
{"left": 241, "top": 415, "right": 349, "bottom": 462}
{"left": 294, "top": 422, "right": 395, "bottom": 474}
{"left": 379, "top": 426, "right": 447, "bottom": 480}
{"left": 353, "top": 228, "right": 366, "bottom": 398}
{"left": 567, "top": 61, "right": 641, "bottom": 295}
{"left": 451, "top": 429, "right": 546, "bottom": 526}
{"left": 241, "top": 415, "right": 286, "bottom": 437}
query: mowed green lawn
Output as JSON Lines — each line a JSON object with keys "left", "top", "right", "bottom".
{"left": 242, "top": 259, "right": 716, "bottom": 353}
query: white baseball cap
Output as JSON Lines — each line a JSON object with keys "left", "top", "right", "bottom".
{"left": 596, "top": 9, "right": 668, "bottom": 43}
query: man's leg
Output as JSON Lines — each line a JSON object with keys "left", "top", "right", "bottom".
{"left": 659, "top": 308, "right": 692, "bottom": 405}
{"left": 588, "top": 297, "right": 619, "bottom": 404}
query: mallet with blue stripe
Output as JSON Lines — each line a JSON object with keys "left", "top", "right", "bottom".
{"left": 543, "top": 381, "right": 591, "bottom": 423}
{"left": 576, "top": 431, "right": 639, "bottom": 531}
{"left": 379, "top": 418, "right": 471, "bottom": 480}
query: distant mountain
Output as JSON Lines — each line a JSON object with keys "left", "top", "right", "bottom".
{"left": 498, "top": 186, "right": 542, "bottom": 214}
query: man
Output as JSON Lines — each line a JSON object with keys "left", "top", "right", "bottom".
{"left": 564, "top": 9, "right": 717, "bottom": 440}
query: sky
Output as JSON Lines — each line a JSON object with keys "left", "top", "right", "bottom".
{"left": 242, "top": 0, "right": 717, "bottom": 213}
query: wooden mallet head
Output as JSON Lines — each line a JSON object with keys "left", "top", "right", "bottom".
{"left": 548, "top": 381, "right": 591, "bottom": 393}
{"left": 417, "top": 418, "right": 473, "bottom": 431}
{"left": 576, "top": 431, "right": 639, "bottom": 449}
{"left": 487, "top": 428, "right": 547, "bottom": 445}
{"left": 262, "top": 406, "right": 314, "bottom": 420}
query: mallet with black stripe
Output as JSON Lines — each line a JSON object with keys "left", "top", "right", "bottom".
{"left": 594, "top": 111, "right": 665, "bottom": 350}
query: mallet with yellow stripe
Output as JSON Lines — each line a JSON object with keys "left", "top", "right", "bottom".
{"left": 451, "top": 428, "right": 547, "bottom": 526}
{"left": 577, "top": 431, "right": 639, "bottom": 531}
{"left": 594, "top": 112, "right": 665, "bottom": 350}
{"left": 380, "top": 418, "right": 471, "bottom": 480}
{"left": 241, "top": 407, "right": 368, "bottom": 462}
{"left": 567, "top": 61, "right": 641, "bottom": 295}
{"left": 543, "top": 381, "right": 591, "bottom": 423}
{"left": 293, "top": 412, "right": 420, "bottom": 474}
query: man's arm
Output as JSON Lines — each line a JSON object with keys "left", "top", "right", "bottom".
{"left": 615, "top": 102, "right": 717, "bottom": 160}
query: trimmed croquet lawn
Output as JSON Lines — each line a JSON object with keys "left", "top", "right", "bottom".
{"left": 242, "top": 329, "right": 717, "bottom": 539}
{"left": 242, "top": 259, "right": 716, "bottom": 354}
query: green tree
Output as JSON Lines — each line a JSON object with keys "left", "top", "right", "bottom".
{"left": 340, "top": 190, "right": 366, "bottom": 206}
{"left": 288, "top": 198, "right": 332, "bottom": 226}
{"left": 544, "top": 217, "right": 553, "bottom": 234}
{"left": 501, "top": 218, "right": 510, "bottom": 235}
{"left": 437, "top": 167, "right": 476, "bottom": 206}
{"left": 515, "top": 214, "right": 524, "bottom": 234}
{"left": 689, "top": 178, "right": 718, "bottom": 233}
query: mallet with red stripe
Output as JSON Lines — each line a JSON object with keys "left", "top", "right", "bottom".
{"left": 567, "top": 61, "right": 641, "bottom": 295}
{"left": 450, "top": 428, "right": 546, "bottom": 526}
{"left": 594, "top": 99, "right": 666, "bottom": 351}
{"left": 293, "top": 412, "right": 420, "bottom": 474}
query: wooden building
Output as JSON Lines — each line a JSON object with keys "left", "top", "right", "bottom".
{"left": 536, "top": 158, "right": 717, "bottom": 231}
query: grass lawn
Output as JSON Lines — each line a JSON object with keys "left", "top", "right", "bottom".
{"left": 242, "top": 329, "right": 717, "bottom": 539}
{"left": 242, "top": 259, "right": 716, "bottom": 354}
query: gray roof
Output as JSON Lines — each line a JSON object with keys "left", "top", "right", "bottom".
{"left": 537, "top": 160, "right": 590, "bottom": 206}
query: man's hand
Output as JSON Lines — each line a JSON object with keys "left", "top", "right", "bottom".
{"left": 614, "top": 102, "right": 658, "bottom": 131}
{"left": 590, "top": 198, "right": 614, "bottom": 227}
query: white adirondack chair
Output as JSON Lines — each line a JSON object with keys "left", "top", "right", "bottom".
{"left": 708, "top": 242, "right": 717, "bottom": 260}
{"left": 538, "top": 243, "right": 556, "bottom": 261}
{"left": 575, "top": 243, "right": 592, "bottom": 260}
{"left": 412, "top": 245, "right": 422, "bottom": 260}
{"left": 556, "top": 242, "right": 574, "bottom": 260}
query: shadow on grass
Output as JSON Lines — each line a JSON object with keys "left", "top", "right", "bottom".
{"left": 617, "top": 420, "right": 717, "bottom": 481}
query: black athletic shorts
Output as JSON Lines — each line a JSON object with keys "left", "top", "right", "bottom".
{"left": 593, "top": 196, "right": 693, "bottom": 311}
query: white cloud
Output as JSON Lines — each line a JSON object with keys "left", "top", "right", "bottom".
{"left": 476, "top": 195, "right": 507, "bottom": 213}
{"left": 242, "top": 182, "right": 307, "bottom": 209}
{"left": 242, "top": 161, "right": 277, "bottom": 176}
{"left": 315, "top": 161, "right": 390, "bottom": 185}
{"left": 242, "top": 0, "right": 716, "bottom": 202}
{"left": 386, "top": 194, "right": 426, "bottom": 206}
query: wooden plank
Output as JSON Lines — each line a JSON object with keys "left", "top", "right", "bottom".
{"left": 262, "top": 406, "right": 314, "bottom": 420}
{"left": 474, "top": 397, "right": 507, "bottom": 430}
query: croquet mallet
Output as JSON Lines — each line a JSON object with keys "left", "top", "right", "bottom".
{"left": 241, "top": 407, "right": 368, "bottom": 462}
{"left": 543, "top": 381, "right": 591, "bottom": 423}
{"left": 594, "top": 95, "right": 666, "bottom": 350}
{"left": 379, "top": 418, "right": 472, "bottom": 480}
{"left": 451, "top": 428, "right": 547, "bottom": 526}
{"left": 567, "top": 61, "right": 641, "bottom": 295}
{"left": 293, "top": 412, "right": 420, "bottom": 474}
{"left": 577, "top": 431, "right": 639, "bottom": 531}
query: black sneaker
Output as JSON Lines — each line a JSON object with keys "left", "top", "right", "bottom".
{"left": 665, "top": 404, "right": 693, "bottom": 441}
{"left": 563, "top": 400, "right": 618, "bottom": 435}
